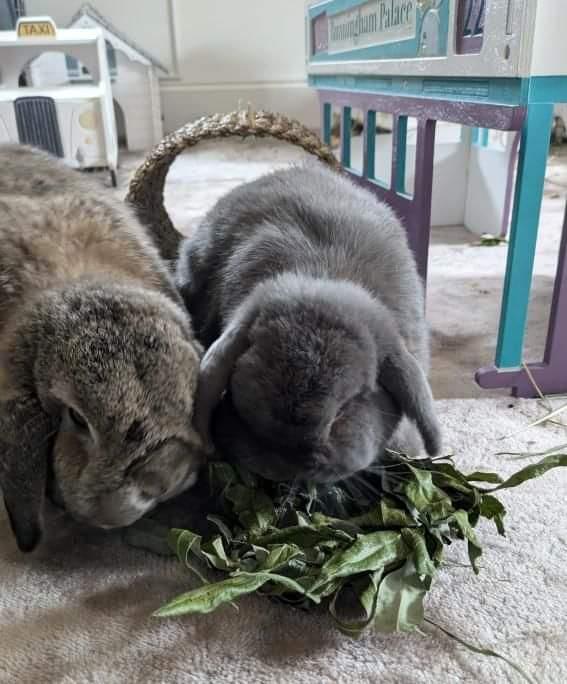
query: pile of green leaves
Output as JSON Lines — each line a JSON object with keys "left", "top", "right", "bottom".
{"left": 155, "top": 451, "right": 567, "bottom": 637}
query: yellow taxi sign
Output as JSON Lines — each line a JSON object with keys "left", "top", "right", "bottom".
{"left": 16, "top": 17, "right": 57, "bottom": 39}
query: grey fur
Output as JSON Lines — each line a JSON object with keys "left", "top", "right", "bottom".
{"left": 0, "top": 144, "right": 204, "bottom": 552}
{"left": 176, "top": 162, "right": 441, "bottom": 483}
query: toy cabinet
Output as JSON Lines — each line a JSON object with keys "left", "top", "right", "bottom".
{"left": 305, "top": 0, "right": 567, "bottom": 397}
{"left": 0, "top": 16, "right": 118, "bottom": 183}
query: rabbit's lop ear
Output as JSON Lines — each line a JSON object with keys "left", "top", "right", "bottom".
{"left": 0, "top": 399, "right": 54, "bottom": 552}
{"left": 194, "top": 314, "right": 254, "bottom": 451}
{"left": 379, "top": 345, "right": 442, "bottom": 457}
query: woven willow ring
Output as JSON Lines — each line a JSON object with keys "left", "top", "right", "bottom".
{"left": 126, "top": 108, "right": 341, "bottom": 263}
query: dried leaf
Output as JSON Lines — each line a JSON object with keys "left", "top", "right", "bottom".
{"left": 401, "top": 528, "right": 436, "bottom": 580}
{"left": 450, "top": 511, "right": 482, "bottom": 574}
{"left": 465, "top": 472, "right": 504, "bottom": 484}
{"left": 373, "top": 560, "right": 427, "bottom": 633}
{"left": 155, "top": 571, "right": 309, "bottom": 617}
{"left": 258, "top": 544, "right": 304, "bottom": 572}
{"left": 425, "top": 618, "right": 536, "bottom": 684}
{"left": 489, "top": 454, "right": 567, "bottom": 492}
{"left": 310, "top": 531, "right": 407, "bottom": 592}
{"left": 329, "top": 570, "right": 383, "bottom": 637}
{"left": 479, "top": 495, "right": 507, "bottom": 536}
{"left": 158, "top": 445, "right": 567, "bottom": 671}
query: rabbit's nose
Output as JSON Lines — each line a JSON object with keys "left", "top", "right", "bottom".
{"left": 303, "top": 449, "right": 332, "bottom": 472}
{"left": 135, "top": 472, "right": 169, "bottom": 500}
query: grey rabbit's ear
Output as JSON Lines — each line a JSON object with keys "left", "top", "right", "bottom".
{"left": 0, "top": 398, "right": 54, "bottom": 552}
{"left": 193, "top": 310, "right": 256, "bottom": 451}
{"left": 379, "top": 345, "right": 442, "bottom": 456}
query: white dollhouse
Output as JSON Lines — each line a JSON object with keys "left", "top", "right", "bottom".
{"left": 30, "top": 3, "right": 167, "bottom": 152}
{"left": 0, "top": 15, "right": 118, "bottom": 182}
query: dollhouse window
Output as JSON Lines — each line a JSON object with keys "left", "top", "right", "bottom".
{"left": 65, "top": 41, "right": 116, "bottom": 82}
{"left": 105, "top": 40, "right": 117, "bottom": 79}
{"left": 311, "top": 12, "right": 328, "bottom": 55}
{"left": 65, "top": 54, "right": 80, "bottom": 79}
{"left": 456, "top": 0, "right": 486, "bottom": 54}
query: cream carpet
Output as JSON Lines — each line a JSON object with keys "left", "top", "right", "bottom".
{"left": 1, "top": 398, "right": 566, "bottom": 683}
{"left": 1, "top": 140, "right": 566, "bottom": 683}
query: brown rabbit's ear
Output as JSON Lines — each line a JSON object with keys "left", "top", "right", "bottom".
{"left": 193, "top": 312, "right": 255, "bottom": 451}
{"left": 0, "top": 398, "right": 54, "bottom": 552}
{"left": 379, "top": 344, "right": 442, "bottom": 457}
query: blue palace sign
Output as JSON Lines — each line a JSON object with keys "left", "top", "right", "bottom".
{"left": 328, "top": 0, "right": 416, "bottom": 53}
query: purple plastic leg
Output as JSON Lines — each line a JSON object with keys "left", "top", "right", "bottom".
{"left": 350, "top": 117, "right": 436, "bottom": 283}
{"left": 408, "top": 119, "right": 436, "bottom": 283}
{"left": 545, "top": 208, "right": 567, "bottom": 370}
{"left": 477, "top": 205, "right": 567, "bottom": 396}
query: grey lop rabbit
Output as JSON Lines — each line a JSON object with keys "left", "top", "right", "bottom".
{"left": 175, "top": 162, "right": 441, "bottom": 483}
{"left": 0, "top": 145, "right": 204, "bottom": 552}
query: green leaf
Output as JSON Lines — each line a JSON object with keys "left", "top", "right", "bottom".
{"left": 479, "top": 494, "right": 507, "bottom": 536}
{"left": 387, "top": 465, "right": 454, "bottom": 522}
{"left": 162, "top": 451, "right": 567, "bottom": 639}
{"left": 303, "top": 547, "right": 327, "bottom": 566}
{"left": 208, "top": 461, "right": 238, "bottom": 491}
{"left": 234, "top": 490, "right": 276, "bottom": 535}
{"left": 206, "top": 515, "right": 234, "bottom": 543}
{"left": 477, "top": 233, "right": 507, "bottom": 247}
{"left": 426, "top": 464, "right": 480, "bottom": 510}
{"left": 415, "top": 460, "right": 472, "bottom": 488}
{"left": 167, "top": 528, "right": 202, "bottom": 563}
{"left": 254, "top": 524, "right": 354, "bottom": 548}
{"left": 329, "top": 570, "right": 383, "bottom": 637}
{"left": 401, "top": 528, "right": 436, "bottom": 581}
{"left": 450, "top": 511, "right": 482, "bottom": 574}
{"left": 465, "top": 471, "right": 504, "bottom": 484}
{"left": 155, "top": 571, "right": 309, "bottom": 617}
{"left": 258, "top": 544, "right": 304, "bottom": 572}
{"left": 348, "top": 497, "right": 417, "bottom": 529}
{"left": 306, "top": 576, "right": 343, "bottom": 600}
{"left": 166, "top": 529, "right": 209, "bottom": 583}
{"left": 489, "top": 454, "right": 567, "bottom": 492}
{"left": 225, "top": 484, "right": 255, "bottom": 513}
{"left": 310, "top": 531, "right": 407, "bottom": 592}
{"left": 497, "top": 442, "right": 567, "bottom": 460}
{"left": 199, "top": 535, "right": 239, "bottom": 571}
{"left": 310, "top": 512, "right": 362, "bottom": 536}
{"left": 425, "top": 618, "right": 537, "bottom": 684}
{"left": 373, "top": 559, "right": 427, "bottom": 633}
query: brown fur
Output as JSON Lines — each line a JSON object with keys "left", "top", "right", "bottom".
{"left": 0, "top": 145, "right": 204, "bottom": 552}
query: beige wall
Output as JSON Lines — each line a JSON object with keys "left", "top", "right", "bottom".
{"left": 25, "top": 0, "right": 319, "bottom": 133}
{"left": 25, "top": 0, "right": 176, "bottom": 74}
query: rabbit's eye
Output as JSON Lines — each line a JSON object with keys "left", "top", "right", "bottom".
{"left": 68, "top": 407, "right": 88, "bottom": 430}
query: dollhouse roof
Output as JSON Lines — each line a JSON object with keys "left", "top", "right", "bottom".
{"left": 69, "top": 3, "right": 169, "bottom": 74}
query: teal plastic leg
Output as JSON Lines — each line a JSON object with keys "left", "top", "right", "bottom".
{"left": 341, "top": 106, "right": 352, "bottom": 168}
{"left": 366, "top": 110, "right": 376, "bottom": 179}
{"left": 495, "top": 102, "right": 554, "bottom": 368}
{"left": 322, "top": 103, "right": 332, "bottom": 145}
{"left": 395, "top": 115, "right": 408, "bottom": 194}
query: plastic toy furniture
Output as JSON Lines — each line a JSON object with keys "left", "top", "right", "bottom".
{"left": 305, "top": 0, "right": 567, "bottom": 397}
{"left": 0, "top": 15, "right": 118, "bottom": 184}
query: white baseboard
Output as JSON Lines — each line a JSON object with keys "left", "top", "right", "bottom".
{"left": 159, "top": 82, "right": 320, "bottom": 134}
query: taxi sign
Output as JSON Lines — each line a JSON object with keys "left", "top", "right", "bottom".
{"left": 16, "top": 17, "right": 57, "bottom": 39}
